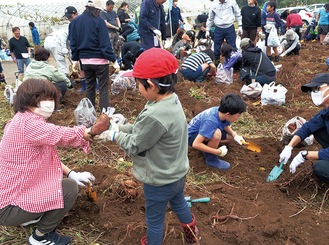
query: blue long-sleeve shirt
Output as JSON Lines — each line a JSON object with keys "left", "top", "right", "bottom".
{"left": 31, "top": 27, "right": 40, "bottom": 45}
{"left": 138, "top": 0, "right": 166, "bottom": 40}
{"left": 296, "top": 107, "right": 329, "bottom": 160}
{"left": 223, "top": 51, "right": 242, "bottom": 70}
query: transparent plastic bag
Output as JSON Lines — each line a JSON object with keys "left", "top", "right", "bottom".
{"left": 111, "top": 70, "right": 137, "bottom": 95}
{"left": 281, "top": 116, "right": 314, "bottom": 147}
{"left": 74, "top": 98, "right": 97, "bottom": 127}
{"left": 215, "top": 64, "right": 233, "bottom": 84}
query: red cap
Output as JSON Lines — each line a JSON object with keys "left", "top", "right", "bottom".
{"left": 122, "top": 48, "right": 178, "bottom": 79}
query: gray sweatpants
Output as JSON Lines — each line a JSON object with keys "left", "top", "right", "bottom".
{"left": 0, "top": 178, "right": 78, "bottom": 234}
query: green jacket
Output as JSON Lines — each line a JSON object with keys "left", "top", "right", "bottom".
{"left": 24, "top": 60, "right": 70, "bottom": 86}
{"left": 116, "top": 93, "right": 189, "bottom": 186}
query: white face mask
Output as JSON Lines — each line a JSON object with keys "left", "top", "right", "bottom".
{"left": 311, "top": 87, "right": 329, "bottom": 106}
{"left": 33, "top": 100, "right": 55, "bottom": 119}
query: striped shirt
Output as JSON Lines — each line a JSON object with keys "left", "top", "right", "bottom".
{"left": 181, "top": 53, "right": 213, "bottom": 71}
{"left": 0, "top": 111, "right": 89, "bottom": 213}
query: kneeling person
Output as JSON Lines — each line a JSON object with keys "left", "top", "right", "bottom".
{"left": 188, "top": 94, "right": 247, "bottom": 170}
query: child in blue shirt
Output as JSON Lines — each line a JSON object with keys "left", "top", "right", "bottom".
{"left": 263, "top": 1, "right": 281, "bottom": 62}
{"left": 100, "top": 48, "right": 198, "bottom": 245}
{"left": 188, "top": 94, "right": 247, "bottom": 170}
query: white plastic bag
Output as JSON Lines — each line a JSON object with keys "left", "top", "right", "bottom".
{"left": 281, "top": 116, "right": 314, "bottom": 147}
{"left": 240, "top": 82, "right": 263, "bottom": 98}
{"left": 111, "top": 70, "right": 137, "bottom": 95}
{"left": 256, "top": 38, "right": 266, "bottom": 54}
{"left": 74, "top": 98, "right": 97, "bottom": 127}
{"left": 261, "top": 81, "right": 287, "bottom": 106}
{"left": 215, "top": 64, "right": 233, "bottom": 84}
{"left": 4, "top": 85, "right": 14, "bottom": 105}
{"left": 267, "top": 26, "right": 280, "bottom": 47}
{"left": 323, "top": 33, "right": 329, "bottom": 45}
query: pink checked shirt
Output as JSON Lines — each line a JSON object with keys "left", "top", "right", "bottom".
{"left": 0, "top": 111, "right": 90, "bottom": 213}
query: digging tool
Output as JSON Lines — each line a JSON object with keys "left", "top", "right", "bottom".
{"left": 242, "top": 141, "right": 261, "bottom": 153}
{"left": 266, "top": 161, "right": 285, "bottom": 182}
{"left": 185, "top": 197, "right": 210, "bottom": 208}
{"left": 156, "top": 34, "right": 164, "bottom": 49}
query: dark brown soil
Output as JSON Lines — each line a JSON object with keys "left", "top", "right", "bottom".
{"left": 28, "top": 42, "right": 329, "bottom": 244}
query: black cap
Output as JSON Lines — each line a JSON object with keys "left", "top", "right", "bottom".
{"left": 301, "top": 73, "right": 329, "bottom": 92}
{"left": 64, "top": 6, "right": 77, "bottom": 18}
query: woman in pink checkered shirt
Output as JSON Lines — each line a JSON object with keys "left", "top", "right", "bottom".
{"left": 0, "top": 78, "right": 108, "bottom": 245}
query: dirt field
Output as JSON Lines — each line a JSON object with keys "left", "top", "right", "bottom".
{"left": 1, "top": 41, "right": 329, "bottom": 245}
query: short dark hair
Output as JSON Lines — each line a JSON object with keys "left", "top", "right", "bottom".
{"left": 219, "top": 94, "right": 246, "bottom": 115}
{"left": 34, "top": 48, "right": 50, "bottom": 61}
{"left": 28, "top": 22, "right": 35, "bottom": 27}
{"left": 12, "top": 27, "right": 20, "bottom": 32}
{"left": 14, "top": 79, "right": 60, "bottom": 113}
{"left": 137, "top": 74, "right": 177, "bottom": 95}
{"left": 325, "top": 3, "right": 329, "bottom": 10}
{"left": 268, "top": 1, "right": 276, "bottom": 10}
{"left": 290, "top": 9, "right": 297, "bottom": 14}
{"left": 201, "top": 49, "right": 214, "bottom": 62}
{"left": 106, "top": 0, "right": 115, "bottom": 5}
{"left": 221, "top": 44, "right": 237, "bottom": 59}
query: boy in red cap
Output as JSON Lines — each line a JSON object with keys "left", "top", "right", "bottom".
{"left": 100, "top": 48, "right": 199, "bottom": 244}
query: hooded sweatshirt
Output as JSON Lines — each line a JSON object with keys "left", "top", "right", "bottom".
{"left": 242, "top": 46, "right": 276, "bottom": 78}
{"left": 24, "top": 60, "right": 70, "bottom": 86}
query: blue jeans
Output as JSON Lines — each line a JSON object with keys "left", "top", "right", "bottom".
{"left": 214, "top": 25, "right": 236, "bottom": 60}
{"left": 54, "top": 81, "right": 67, "bottom": 97}
{"left": 16, "top": 58, "right": 31, "bottom": 73}
{"left": 256, "top": 73, "right": 276, "bottom": 85}
{"left": 143, "top": 176, "right": 192, "bottom": 245}
{"left": 181, "top": 66, "right": 210, "bottom": 82}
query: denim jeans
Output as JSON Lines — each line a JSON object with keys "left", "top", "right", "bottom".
{"left": 143, "top": 176, "right": 192, "bottom": 245}
{"left": 16, "top": 58, "right": 31, "bottom": 73}
{"left": 54, "top": 81, "right": 67, "bottom": 97}
{"left": 81, "top": 64, "right": 110, "bottom": 111}
{"left": 181, "top": 66, "right": 210, "bottom": 82}
{"left": 214, "top": 25, "right": 236, "bottom": 60}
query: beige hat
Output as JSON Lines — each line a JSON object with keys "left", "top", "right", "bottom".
{"left": 86, "top": 0, "right": 103, "bottom": 10}
{"left": 240, "top": 38, "right": 251, "bottom": 49}
{"left": 285, "top": 29, "right": 295, "bottom": 41}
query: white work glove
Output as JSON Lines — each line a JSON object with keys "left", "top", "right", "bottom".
{"left": 205, "top": 31, "right": 210, "bottom": 38}
{"left": 280, "top": 52, "right": 286, "bottom": 57}
{"left": 279, "top": 145, "right": 293, "bottom": 164}
{"left": 289, "top": 151, "right": 306, "bottom": 174}
{"left": 98, "top": 129, "right": 117, "bottom": 141}
{"left": 238, "top": 26, "right": 243, "bottom": 35}
{"left": 218, "top": 145, "right": 228, "bottom": 157}
{"left": 110, "top": 119, "right": 119, "bottom": 131}
{"left": 153, "top": 29, "right": 161, "bottom": 36}
{"left": 264, "top": 24, "right": 273, "bottom": 32}
{"left": 234, "top": 135, "right": 245, "bottom": 145}
{"left": 68, "top": 171, "right": 95, "bottom": 187}
{"left": 62, "top": 48, "right": 69, "bottom": 56}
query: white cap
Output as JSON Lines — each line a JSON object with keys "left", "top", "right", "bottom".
{"left": 86, "top": 0, "right": 103, "bottom": 10}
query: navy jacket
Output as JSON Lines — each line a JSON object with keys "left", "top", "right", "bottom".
{"left": 242, "top": 47, "right": 276, "bottom": 78}
{"left": 166, "top": 6, "right": 183, "bottom": 25}
{"left": 138, "top": 0, "right": 166, "bottom": 40}
{"left": 296, "top": 108, "right": 329, "bottom": 160}
{"left": 69, "top": 11, "right": 116, "bottom": 62}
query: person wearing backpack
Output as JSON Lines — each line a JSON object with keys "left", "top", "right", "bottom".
{"left": 240, "top": 37, "right": 276, "bottom": 85}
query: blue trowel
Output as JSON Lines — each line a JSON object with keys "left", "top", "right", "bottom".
{"left": 266, "top": 161, "right": 285, "bottom": 182}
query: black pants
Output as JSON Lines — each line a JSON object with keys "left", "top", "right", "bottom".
{"left": 121, "top": 24, "right": 134, "bottom": 40}
{"left": 122, "top": 51, "right": 135, "bottom": 70}
{"left": 312, "top": 128, "right": 329, "bottom": 183}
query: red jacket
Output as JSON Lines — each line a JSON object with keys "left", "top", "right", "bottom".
{"left": 286, "top": 14, "right": 303, "bottom": 27}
